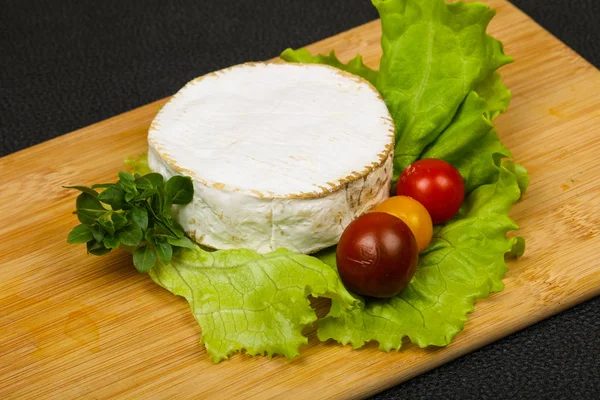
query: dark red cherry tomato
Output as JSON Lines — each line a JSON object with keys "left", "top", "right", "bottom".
{"left": 396, "top": 159, "right": 465, "bottom": 224}
{"left": 336, "top": 212, "right": 419, "bottom": 298}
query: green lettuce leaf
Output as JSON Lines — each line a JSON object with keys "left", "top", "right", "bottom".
{"left": 317, "top": 162, "right": 524, "bottom": 350}
{"left": 374, "top": 0, "right": 512, "bottom": 178}
{"left": 124, "top": 153, "right": 152, "bottom": 176}
{"left": 280, "top": 48, "right": 379, "bottom": 87}
{"left": 503, "top": 159, "right": 530, "bottom": 195}
{"left": 149, "top": 247, "right": 357, "bottom": 362}
{"left": 421, "top": 72, "right": 513, "bottom": 192}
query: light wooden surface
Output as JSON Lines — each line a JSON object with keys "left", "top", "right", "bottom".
{"left": 1, "top": 0, "right": 599, "bottom": 398}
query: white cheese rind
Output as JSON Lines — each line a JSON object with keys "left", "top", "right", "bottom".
{"left": 148, "top": 62, "right": 394, "bottom": 254}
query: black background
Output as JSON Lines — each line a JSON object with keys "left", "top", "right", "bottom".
{"left": 1, "top": 1, "right": 599, "bottom": 398}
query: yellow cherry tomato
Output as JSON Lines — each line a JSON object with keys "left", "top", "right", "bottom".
{"left": 371, "top": 196, "right": 433, "bottom": 252}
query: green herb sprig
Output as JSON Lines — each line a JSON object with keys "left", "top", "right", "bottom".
{"left": 66, "top": 171, "right": 195, "bottom": 273}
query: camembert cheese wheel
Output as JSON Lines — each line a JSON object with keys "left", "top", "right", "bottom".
{"left": 148, "top": 62, "right": 394, "bottom": 254}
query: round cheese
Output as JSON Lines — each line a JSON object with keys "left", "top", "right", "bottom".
{"left": 148, "top": 62, "right": 394, "bottom": 254}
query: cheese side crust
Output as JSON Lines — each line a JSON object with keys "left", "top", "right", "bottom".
{"left": 148, "top": 62, "right": 394, "bottom": 254}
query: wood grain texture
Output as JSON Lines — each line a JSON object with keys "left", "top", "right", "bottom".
{"left": 1, "top": 0, "right": 599, "bottom": 398}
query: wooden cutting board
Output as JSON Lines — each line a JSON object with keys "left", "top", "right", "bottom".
{"left": 1, "top": 0, "right": 599, "bottom": 398}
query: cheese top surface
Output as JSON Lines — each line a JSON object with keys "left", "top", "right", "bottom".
{"left": 148, "top": 63, "right": 394, "bottom": 198}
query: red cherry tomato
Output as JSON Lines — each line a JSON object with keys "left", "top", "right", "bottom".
{"left": 336, "top": 212, "right": 419, "bottom": 298}
{"left": 396, "top": 159, "right": 465, "bottom": 224}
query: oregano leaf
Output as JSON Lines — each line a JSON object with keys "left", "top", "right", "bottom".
{"left": 167, "top": 235, "right": 195, "bottom": 249}
{"left": 87, "top": 240, "right": 111, "bottom": 256}
{"left": 75, "top": 192, "right": 106, "bottom": 224}
{"left": 98, "top": 186, "right": 125, "bottom": 209}
{"left": 64, "top": 185, "right": 99, "bottom": 197}
{"left": 103, "top": 235, "right": 120, "bottom": 249}
{"left": 67, "top": 224, "right": 94, "bottom": 244}
{"left": 165, "top": 175, "right": 194, "bottom": 205}
{"left": 92, "top": 225, "right": 105, "bottom": 242}
{"left": 154, "top": 238, "right": 173, "bottom": 265}
{"left": 134, "top": 246, "right": 156, "bottom": 273}
{"left": 131, "top": 206, "right": 149, "bottom": 230}
{"left": 117, "top": 224, "right": 143, "bottom": 247}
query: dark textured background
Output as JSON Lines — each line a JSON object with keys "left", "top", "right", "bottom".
{"left": 1, "top": 0, "right": 598, "bottom": 398}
